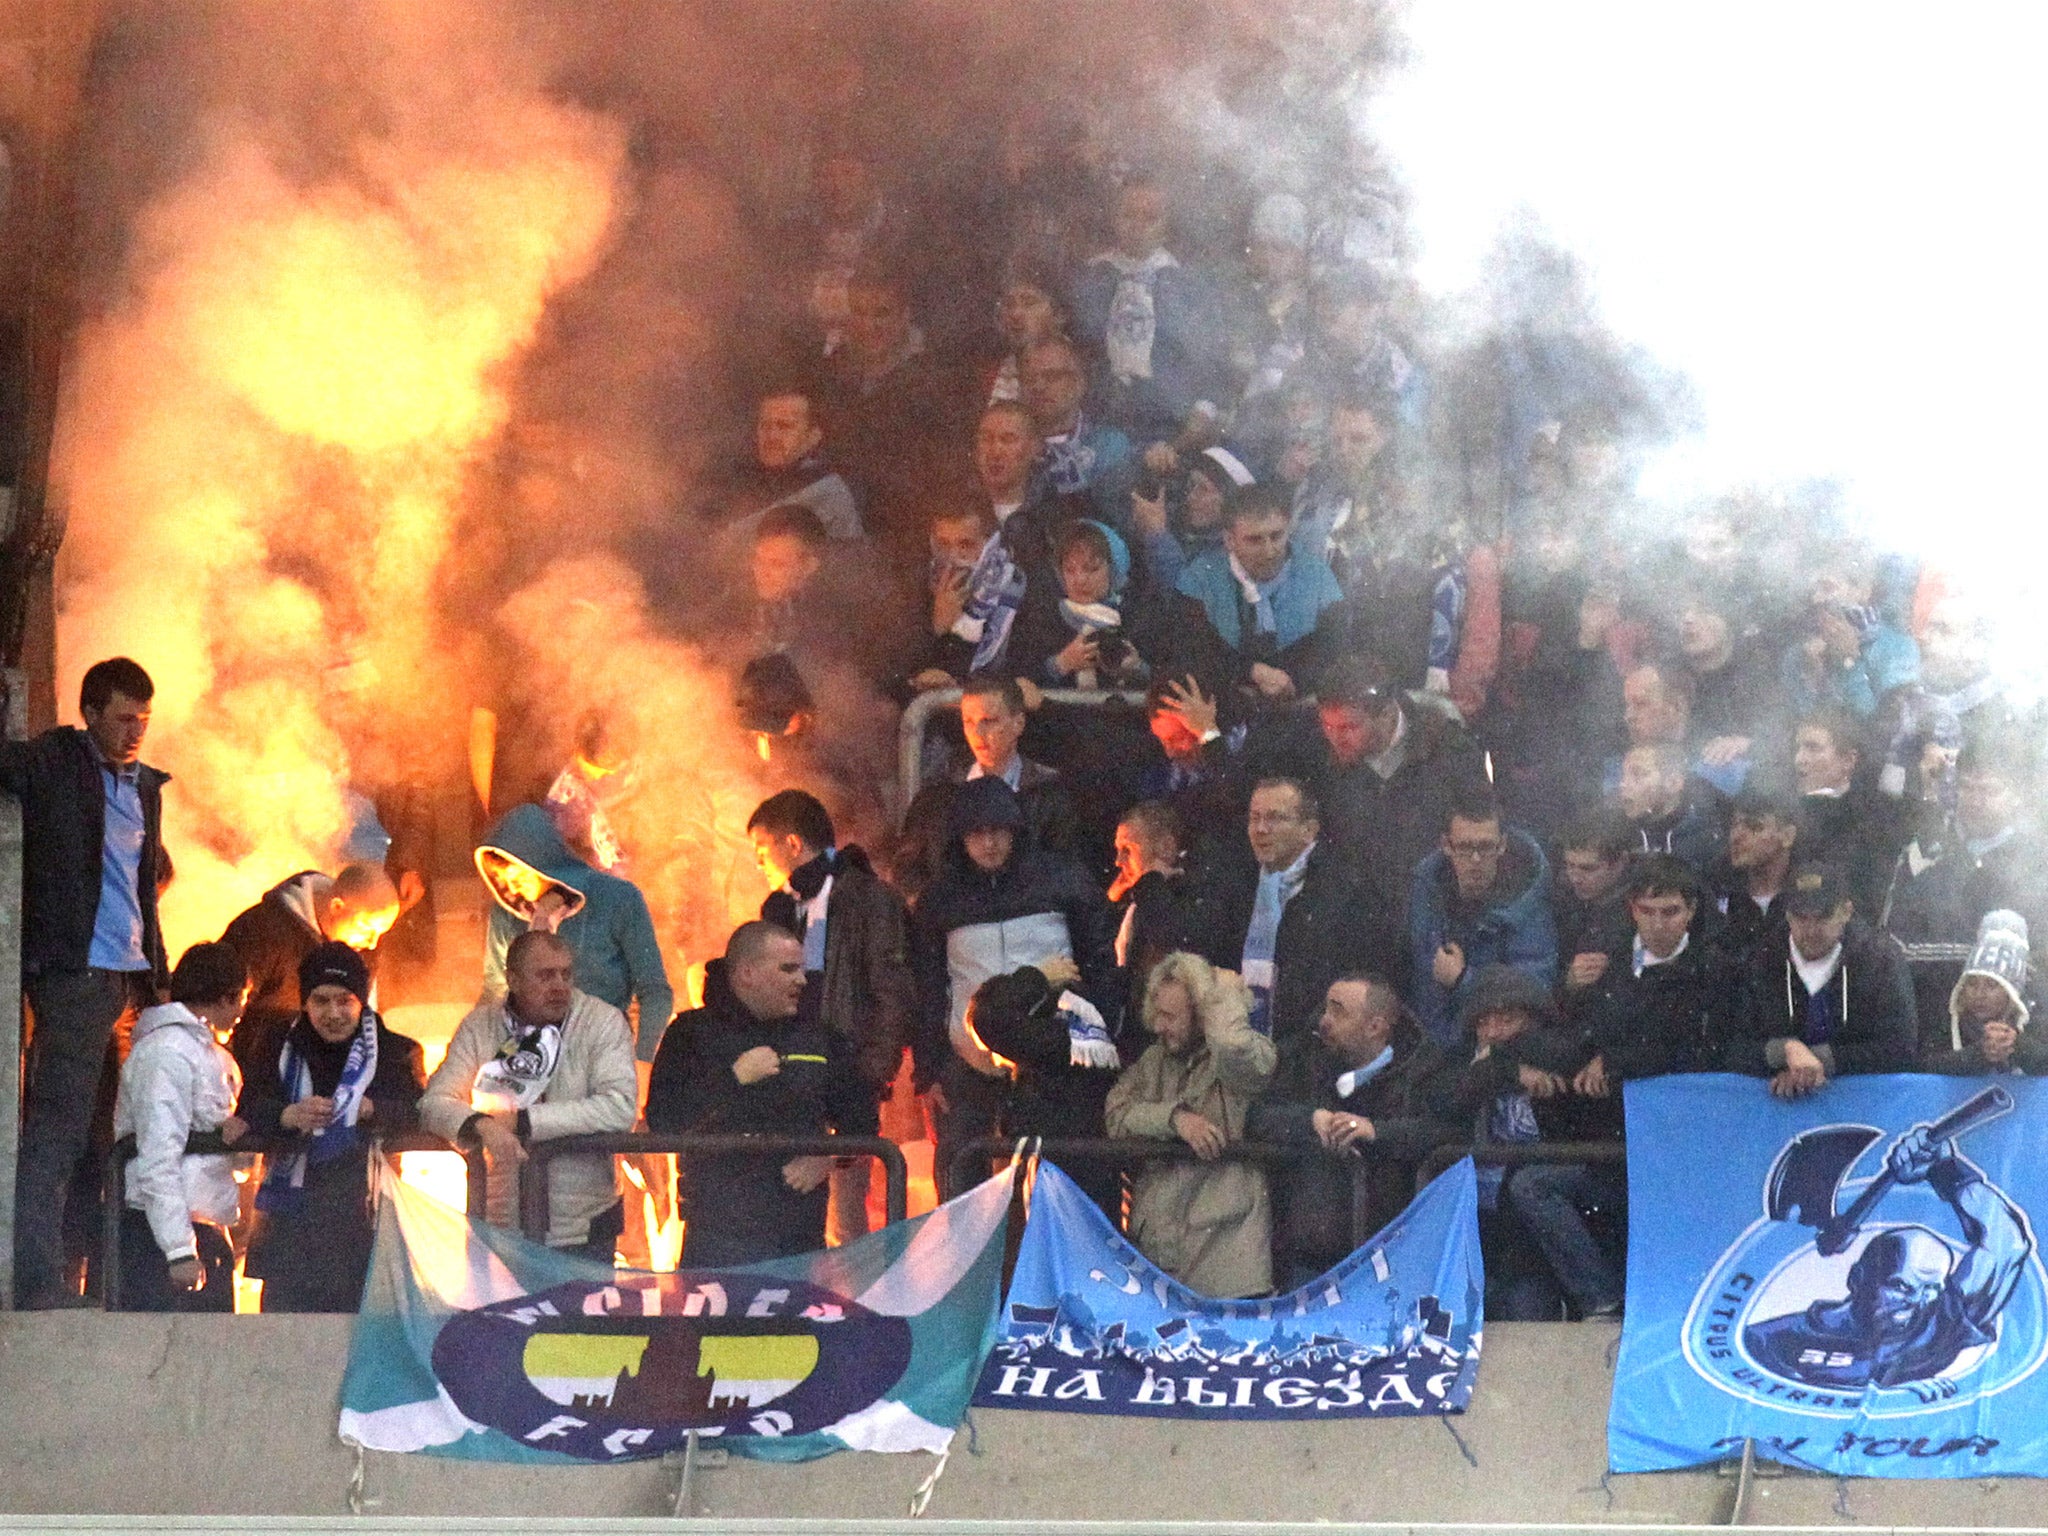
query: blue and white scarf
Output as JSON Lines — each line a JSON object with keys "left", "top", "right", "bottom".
{"left": 953, "top": 531, "right": 1029, "bottom": 672}
{"left": 1040, "top": 417, "right": 1102, "bottom": 496}
{"left": 1229, "top": 552, "right": 1288, "bottom": 638}
{"left": 1334, "top": 1045, "right": 1395, "bottom": 1100}
{"left": 1241, "top": 844, "right": 1312, "bottom": 1035}
{"left": 1099, "top": 249, "right": 1177, "bottom": 382}
{"left": 257, "top": 1009, "right": 379, "bottom": 1214}
{"left": 1056, "top": 990, "right": 1121, "bottom": 1070}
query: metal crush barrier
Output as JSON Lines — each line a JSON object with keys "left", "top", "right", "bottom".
{"left": 943, "top": 1135, "right": 1382, "bottom": 1252}
{"left": 99, "top": 1129, "right": 483, "bottom": 1311}
{"left": 516, "top": 1132, "right": 908, "bottom": 1248}
{"left": 1414, "top": 1138, "right": 1626, "bottom": 1194}
{"left": 895, "top": 685, "right": 1146, "bottom": 821}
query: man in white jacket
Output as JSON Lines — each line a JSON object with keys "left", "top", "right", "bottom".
{"left": 113, "top": 942, "right": 250, "bottom": 1311}
{"left": 420, "top": 931, "right": 638, "bottom": 1258}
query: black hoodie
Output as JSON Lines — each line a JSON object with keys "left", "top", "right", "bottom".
{"left": 909, "top": 778, "right": 1118, "bottom": 1088}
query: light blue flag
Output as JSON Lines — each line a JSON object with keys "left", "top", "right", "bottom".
{"left": 1611, "top": 1074, "right": 2048, "bottom": 1478}
{"left": 974, "top": 1157, "right": 1483, "bottom": 1418}
{"left": 340, "top": 1158, "right": 1016, "bottom": 1464}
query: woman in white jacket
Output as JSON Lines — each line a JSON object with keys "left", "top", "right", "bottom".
{"left": 113, "top": 943, "right": 250, "bottom": 1310}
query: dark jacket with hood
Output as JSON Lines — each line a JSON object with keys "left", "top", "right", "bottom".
{"left": 1798, "top": 786, "right": 1914, "bottom": 918}
{"left": 1715, "top": 916, "right": 1918, "bottom": 1078}
{"left": 1248, "top": 1006, "right": 1458, "bottom": 1269}
{"left": 237, "top": 1010, "right": 425, "bottom": 1309}
{"left": 761, "top": 844, "right": 915, "bottom": 1095}
{"left": 910, "top": 777, "right": 1118, "bottom": 1089}
{"left": 1626, "top": 778, "right": 1728, "bottom": 878}
{"left": 1419, "top": 966, "right": 1589, "bottom": 1144}
{"left": 221, "top": 872, "right": 375, "bottom": 1050}
{"left": 1314, "top": 696, "right": 1493, "bottom": 923}
{"left": 1194, "top": 840, "right": 1403, "bottom": 1049}
{"left": 0, "top": 726, "right": 170, "bottom": 984}
{"left": 1409, "top": 828, "right": 1559, "bottom": 1047}
{"left": 476, "top": 805, "right": 674, "bottom": 1062}
{"left": 646, "top": 958, "right": 875, "bottom": 1266}
{"left": 895, "top": 756, "right": 1079, "bottom": 903}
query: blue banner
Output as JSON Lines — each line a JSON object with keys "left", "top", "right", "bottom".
{"left": 1611, "top": 1074, "right": 2048, "bottom": 1478}
{"left": 972, "top": 1157, "right": 1483, "bottom": 1419}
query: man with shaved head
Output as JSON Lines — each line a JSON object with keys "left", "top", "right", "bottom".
{"left": 647, "top": 920, "right": 878, "bottom": 1265}
{"left": 1248, "top": 974, "right": 1456, "bottom": 1283}
{"left": 1745, "top": 1122, "right": 2031, "bottom": 1390}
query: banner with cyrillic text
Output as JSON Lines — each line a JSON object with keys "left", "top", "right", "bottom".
{"left": 340, "top": 1159, "right": 1013, "bottom": 1463}
{"left": 972, "top": 1157, "right": 1482, "bottom": 1418}
{"left": 1611, "top": 1074, "right": 2048, "bottom": 1478}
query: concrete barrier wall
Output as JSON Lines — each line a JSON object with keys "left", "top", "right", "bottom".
{"left": 5, "top": 1315, "right": 2048, "bottom": 1526}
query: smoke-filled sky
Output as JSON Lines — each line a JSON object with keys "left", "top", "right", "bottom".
{"left": 1376, "top": 0, "right": 2048, "bottom": 559}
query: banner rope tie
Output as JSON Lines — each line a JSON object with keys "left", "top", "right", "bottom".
{"left": 1438, "top": 1412, "right": 1479, "bottom": 1468}
{"left": 907, "top": 1445, "right": 951, "bottom": 1518}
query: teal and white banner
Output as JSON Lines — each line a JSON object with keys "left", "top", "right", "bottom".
{"left": 340, "top": 1160, "right": 1015, "bottom": 1463}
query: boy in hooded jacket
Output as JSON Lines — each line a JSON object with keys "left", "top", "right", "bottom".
{"left": 475, "top": 804, "right": 674, "bottom": 1063}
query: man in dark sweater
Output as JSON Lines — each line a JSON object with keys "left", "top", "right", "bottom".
{"left": 1249, "top": 975, "right": 1455, "bottom": 1284}
{"left": 237, "top": 943, "right": 424, "bottom": 1311}
{"left": 646, "top": 922, "right": 876, "bottom": 1266}
{"left": 0, "top": 658, "right": 170, "bottom": 1307}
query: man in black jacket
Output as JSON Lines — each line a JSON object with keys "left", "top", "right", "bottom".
{"left": 966, "top": 965, "right": 1123, "bottom": 1217}
{"left": 237, "top": 943, "right": 425, "bottom": 1311}
{"left": 646, "top": 922, "right": 876, "bottom": 1266}
{"left": 748, "top": 789, "right": 916, "bottom": 1244}
{"left": 1195, "top": 777, "right": 1402, "bottom": 1049}
{"left": 0, "top": 657, "right": 169, "bottom": 1307}
{"left": 1714, "top": 861, "right": 1918, "bottom": 1093}
{"left": 1249, "top": 975, "right": 1455, "bottom": 1285}
{"left": 1506, "top": 856, "right": 1721, "bottom": 1318}
{"left": 1881, "top": 734, "right": 2047, "bottom": 1052}
{"left": 1311, "top": 653, "right": 1491, "bottom": 926}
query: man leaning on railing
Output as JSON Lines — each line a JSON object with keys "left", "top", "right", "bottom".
{"left": 419, "top": 930, "right": 636, "bottom": 1261}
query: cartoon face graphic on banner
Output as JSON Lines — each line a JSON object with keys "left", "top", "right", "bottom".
{"left": 1683, "top": 1085, "right": 2048, "bottom": 1418}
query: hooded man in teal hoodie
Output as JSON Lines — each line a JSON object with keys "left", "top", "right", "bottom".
{"left": 476, "top": 805, "right": 675, "bottom": 1062}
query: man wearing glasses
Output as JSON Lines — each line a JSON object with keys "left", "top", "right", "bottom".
{"left": 1408, "top": 792, "right": 1559, "bottom": 1047}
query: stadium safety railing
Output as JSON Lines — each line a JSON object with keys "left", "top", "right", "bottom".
{"left": 516, "top": 1132, "right": 909, "bottom": 1247}
{"left": 99, "top": 1128, "right": 485, "bottom": 1312}
{"left": 943, "top": 1135, "right": 1385, "bottom": 1252}
{"left": 896, "top": 685, "right": 1147, "bottom": 821}
{"left": 1413, "top": 1138, "right": 1625, "bottom": 1195}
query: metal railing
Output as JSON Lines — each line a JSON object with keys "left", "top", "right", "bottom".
{"left": 517, "top": 1132, "right": 909, "bottom": 1248}
{"left": 100, "top": 1129, "right": 482, "bottom": 1311}
{"left": 1414, "top": 1138, "right": 1625, "bottom": 1195}
{"left": 943, "top": 1135, "right": 1383, "bottom": 1251}
{"left": 896, "top": 685, "right": 1146, "bottom": 820}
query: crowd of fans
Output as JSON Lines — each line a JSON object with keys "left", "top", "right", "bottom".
{"left": 5, "top": 147, "right": 2044, "bottom": 1323}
